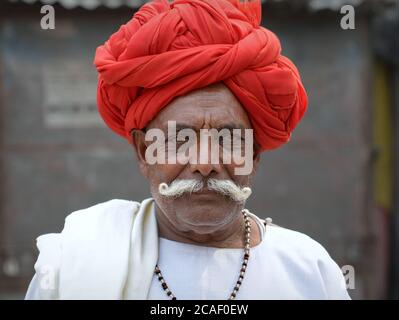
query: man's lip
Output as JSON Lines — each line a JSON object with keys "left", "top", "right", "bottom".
{"left": 192, "top": 188, "right": 215, "bottom": 195}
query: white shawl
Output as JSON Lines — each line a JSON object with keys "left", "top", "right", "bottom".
{"left": 26, "top": 198, "right": 351, "bottom": 300}
{"left": 26, "top": 198, "right": 158, "bottom": 299}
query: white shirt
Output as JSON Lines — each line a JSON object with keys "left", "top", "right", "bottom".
{"left": 133, "top": 218, "right": 350, "bottom": 300}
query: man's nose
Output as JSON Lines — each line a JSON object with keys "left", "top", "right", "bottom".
{"left": 189, "top": 134, "right": 221, "bottom": 177}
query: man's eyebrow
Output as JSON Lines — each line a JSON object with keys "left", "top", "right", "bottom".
{"left": 175, "top": 124, "right": 199, "bottom": 132}
{"left": 215, "top": 123, "right": 246, "bottom": 131}
{"left": 163, "top": 123, "right": 247, "bottom": 132}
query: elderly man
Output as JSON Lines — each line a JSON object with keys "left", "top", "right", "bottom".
{"left": 25, "top": 0, "right": 350, "bottom": 300}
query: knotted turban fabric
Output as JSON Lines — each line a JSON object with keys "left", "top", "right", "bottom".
{"left": 94, "top": 0, "right": 308, "bottom": 152}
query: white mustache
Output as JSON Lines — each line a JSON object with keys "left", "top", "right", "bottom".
{"left": 158, "top": 179, "right": 252, "bottom": 203}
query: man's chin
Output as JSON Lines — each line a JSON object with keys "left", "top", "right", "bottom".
{"left": 170, "top": 198, "right": 239, "bottom": 231}
{"left": 177, "top": 216, "right": 233, "bottom": 233}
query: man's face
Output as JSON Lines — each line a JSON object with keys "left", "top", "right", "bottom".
{"left": 133, "top": 83, "right": 259, "bottom": 235}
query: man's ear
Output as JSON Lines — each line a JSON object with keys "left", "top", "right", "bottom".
{"left": 131, "top": 129, "right": 149, "bottom": 178}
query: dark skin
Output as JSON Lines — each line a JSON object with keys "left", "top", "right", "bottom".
{"left": 132, "top": 83, "right": 261, "bottom": 249}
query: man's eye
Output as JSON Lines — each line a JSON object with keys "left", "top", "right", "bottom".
{"left": 166, "top": 136, "right": 178, "bottom": 143}
{"left": 218, "top": 136, "right": 232, "bottom": 149}
{"left": 166, "top": 136, "right": 191, "bottom": 147}
{"left": 218, "top": 134, "right": 242, "bottom": 144}
{"left": 179, "top": 136, "right": 190, "bottom": 142}
{"left": 176, "top": 137, "right": 191, "bottom": 147}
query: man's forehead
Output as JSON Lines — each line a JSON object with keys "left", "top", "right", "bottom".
{"left": 179, "top": 83, "right": 239, "bottom": 104}
{"left": 147, "top": 84, "right": 252, "bottom": 130}
{"left": 173, "top": 122, "right": 247, "bottom": 131}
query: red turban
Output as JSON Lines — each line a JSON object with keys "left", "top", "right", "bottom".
{"left": 94, "top": 0, "right": 308, "bottom": 152}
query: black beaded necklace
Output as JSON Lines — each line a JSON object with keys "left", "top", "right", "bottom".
{"left": 154, "top": 209, "right": 269, "bottom": 300}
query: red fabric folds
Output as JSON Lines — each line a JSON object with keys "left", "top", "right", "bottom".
{"left": 94, "top": 0, "right": 308, "bottom": 152}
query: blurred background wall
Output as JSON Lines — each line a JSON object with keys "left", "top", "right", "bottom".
{"left": 0, "top": 0, "right": 398, "bottom": 299}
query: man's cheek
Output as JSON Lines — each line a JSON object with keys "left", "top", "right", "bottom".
{"left": 150, "top": 163, "right": 186, "bottom": 183}
{"left": 226, "top": 165, "right": 253, "bottom": 189}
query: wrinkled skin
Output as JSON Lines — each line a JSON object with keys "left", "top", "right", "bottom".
{"left": 132, "top": 83, "right": 261, "bottom": 248}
